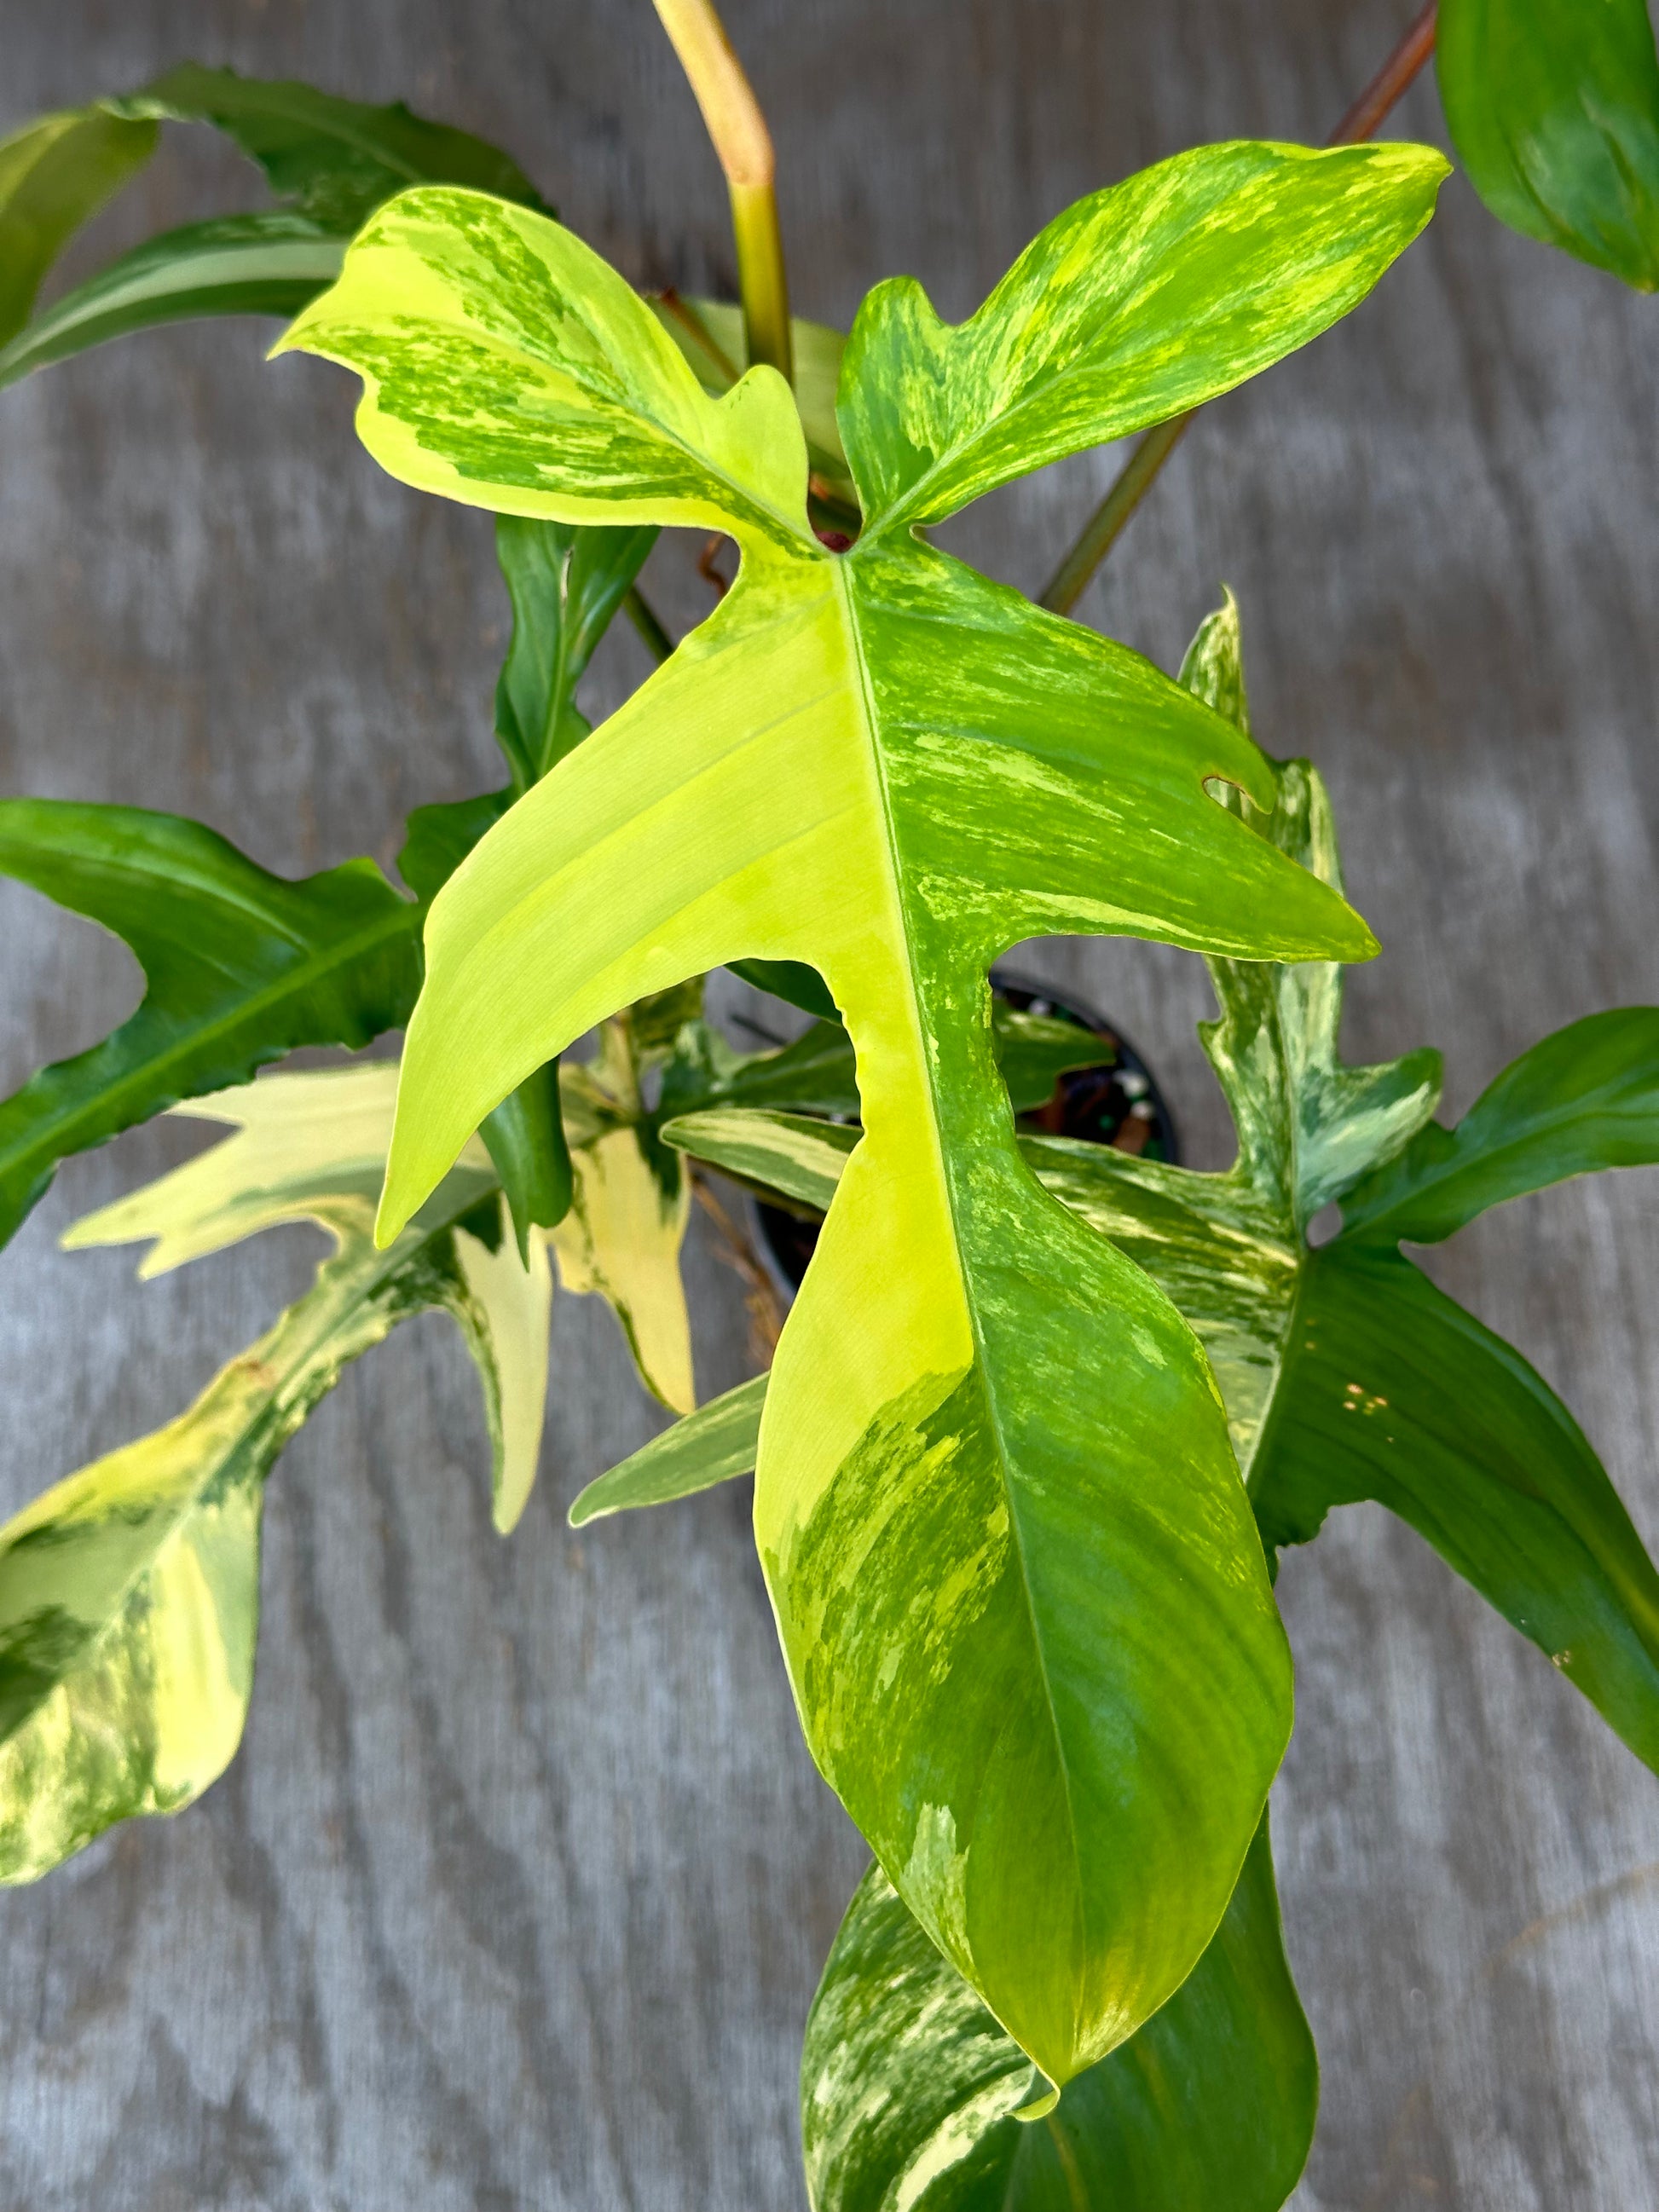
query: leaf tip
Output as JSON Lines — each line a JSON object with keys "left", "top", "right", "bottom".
{"left": 1346, "top": 912, "right": 1382, "bottom": 964}
{"left": 372, "top": 1180, "right": 413, "bottom": 1250}
{"left": 1013, "top": 2075, "right": 1059, "bottom": 2123}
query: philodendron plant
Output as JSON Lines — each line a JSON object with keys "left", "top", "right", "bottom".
{"left": 3, "top": 1, "right": 1659, "bottom": 2203}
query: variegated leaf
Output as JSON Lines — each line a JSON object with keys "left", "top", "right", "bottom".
{"left": 802, "top": 1819, "right": 1315, "bottom": 2212}
{"left": 568, "top": 1372, "right": 767, "bottom": 1527}
{"left": 0, "top": 1061, "right": 556, "bottom": 1881}
{"left": 552, "top": 1126, "right": 694, "bottom": 1415}
{"left": 668, "top": 596, "right": 1659, "bottom": 1776}
{"left": 65, "top": 1062, "right": 552, "bottom": 1531}
{"left": 1039, "top": 598, "right": 1659, "bottom": 1770}
{"left": 282, "top": 148, "right": 1447, "bottom": 2085}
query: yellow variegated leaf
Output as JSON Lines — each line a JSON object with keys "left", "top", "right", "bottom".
{"left": 0, "top": 1062, "right": 569, "bottom": 1880}
{"left": 62, "top": 1059, "right": 433, "bottom": 1268}
{"left": 0, "top": 1201, "right": 460, "bottom": 1881}
{"left": 552, "top": 1126, "right": 694, "bottom": 1415}
{"left": 452, "top": 1208, "right": 553, "bottom": 1533}
{"left": 65, "top": 1063, "right": 552, "bottom": 1534}
{"left": 284, "top": 149, "right": 1445, "bottom": 2087}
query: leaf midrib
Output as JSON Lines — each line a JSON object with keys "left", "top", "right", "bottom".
{"left": 833, "top": 559, "right": 1089, "bottom": 1993}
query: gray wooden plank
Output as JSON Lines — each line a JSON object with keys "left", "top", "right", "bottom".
{"left": 1, "top": 2, "right": 1656, "bottom": 2205}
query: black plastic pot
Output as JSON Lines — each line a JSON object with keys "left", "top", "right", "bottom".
{"left": 754, "top": 967, "right": 1180, "bottom": 1292}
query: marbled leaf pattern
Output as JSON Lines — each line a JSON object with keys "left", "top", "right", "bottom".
{"left": 281, "top": 153, "right": 1442, "bottom": 2085}
{"left": 0, "top": 1063, "right": 558, "bottom": 1880}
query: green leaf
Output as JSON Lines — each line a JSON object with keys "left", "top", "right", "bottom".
{"left": 1437, "top": 0, "right": 1659, "bottom": 288}
{"left": 0, "top": 66, "right": 550, "bottom": 392}
{"left": 567, "top": 1372, "right": 766, "bottom": 1527}
{"left": 1251, "top": 1244, "right": 1659, "bottom": 1773}
{"left": 0, "top": 799, "right": 419, "bottom": 1256}
{"left": 396, "top": 788, "right": 512, "bottom": 904}
{"left": 0, "top": 213, "right": 347, "bottom": 393}
{"left": 992, "top": 1008, "right": 1123, "bottom": 1115}
{"left": 658, "top": 1006, "right": 1115, "bottom": 1146}
{"left": 1, "top": 1065, "right": 550, "bottom": 1881}
{"left": 493, "top": 516, "right": 659, "bottom": 792}
{"left": 801, "top": 1819, "right": 1315, "bottom": 2212}
{"left": 481, "top": 1060, "right": 573, "bottom": 1256}
{"left": 109, "top": 64, "right": 551, "bottom": 231}
{"left": 1339, "top": 1008, "right": 1659, "bottom": 1247}
{"left": 279, "top": 159, "right": 1440, "bottom": 2085}
{"left": 0, "top": 106, "right": 157, "bottom": 345}
{"left": 726, "top": 958, "right": 839, "bottom": 1021}
{"left": 659, "top": 1019, "right": 860, "bottom": 1123}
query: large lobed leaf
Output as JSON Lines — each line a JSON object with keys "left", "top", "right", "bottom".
{"left": 662, "top": 597, "right": 1659, "bottom": 1785}
{"left": 669, "top": 902, "right": 1659, "bottom": 1790}
{"left": 0, "top": 1063, "right": 552, "bottom": 1882}
{"left": 1437, "top": 0, "right": 1659, "bottom": 290}
{"left": 280, "top": 141, "right": 1444, "bottom": 2084}
{"left": 0, "top": 800, "right": 419, "bottom": 1254}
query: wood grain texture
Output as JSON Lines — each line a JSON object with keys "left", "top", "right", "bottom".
{"left": 2, "top": 2, "right": 1656, "bottom": 2205}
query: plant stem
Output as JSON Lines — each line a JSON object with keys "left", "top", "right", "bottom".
{"left": 655, "top": 286, "right": 742, "bottom": 384}
{"left": 690, "top": 1167, "right": 785, "bottom": 1362}
{"left": 1328, "top": 0, "right": 1440, "bottom": 146}
{"left": 1040, "top": 0, "right": 1440, "bottom": 615}
{"left": 623, "top": 585, "right": 673, "bottom": 665}
{"left": 1039, "top": 414, "right": 1194, "bottom": 619}
{"left": 654, "top": 0, "right": 794, "bottom": 384}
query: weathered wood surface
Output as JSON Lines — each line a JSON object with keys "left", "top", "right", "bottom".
{"left": 3, "top": 2, "right": 1657, "bottom": 2203}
